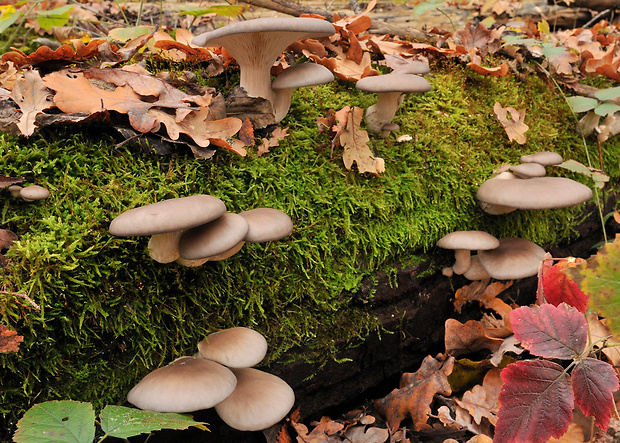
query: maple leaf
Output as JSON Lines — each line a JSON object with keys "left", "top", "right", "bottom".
{"left": 375, "top": 354, "right": 454, "bottom": 431}
{"left": 444, "top": 319, "right": 503, "bottom": 357}
{"left": 566, "top": 236, "right": 620, "bottom": 335}
{"left": 510, "top": 303, "right": 587, "bottom": 359}
{"left": 456, "top": 368, "right": 502, "bottom": 426}
{"left": 493, "top": 102, "right": 529, "bottom": 144}
{"left": 0, "top": 324, "right": 24, "bottom": 353}
{"left": 495, "top": 360, "right": 573, "bottom": 443}
{"left": 340, "top": 106, "right": 383, "bottom": 175}
{"left": 541, "top": 261, "right": 588, "bottom": 313}
{"left": 257, "top": 127, "right": 289, "bottom": 157}
{"left": 572, "top": 357, "right": 619, "bottom": 430}
{"left": 10, "top": 70, "right": 53, "bottom": 136}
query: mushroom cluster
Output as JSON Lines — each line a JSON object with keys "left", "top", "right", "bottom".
{"left": 477, "top": 151, "right": 593, "bottom": 215}
{"left": 437, "top": 231, "right": 547, "bottom": 281}
{"left": 127, "top": 327, "right": 295, "bottom": 432}
{"left": 109, "top": 195, "right": 293, "bottom": 266}
{"left": 8, "top": 184, "right": 50, "bottom": 202}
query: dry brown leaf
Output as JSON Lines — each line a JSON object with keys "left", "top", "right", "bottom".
{"left": 343, "top": 425, "right": 389, "bottom": 442}
{"left": 340, "top": 106, "right": 383, "bottom": 175}
{"left": 375, "top": 354, "right": 454, "bottom": 431}
{"left": 437, "top": 403, "right": 488, "bottom": 435}
{"left": 468, "top": 62, "right": 510, "bottom": 77}
{"left": 545, "top": 423, "right": 585, "bottom": 442}
{"left": 239, "top": 118, "right": 255, "bottom": 146}
{"left": 10, "top": 70, "right": 53, "bottom": 136}
{"left": 493, "top": 102, "right": 529, "bottom": 144}
{"left": 0, "top": 175, "right": 23, "bottom": 188}
{"left": 456, "top": 368, "right": 503, "bottom": 426}
{"left": 306, "top": 46, "right": 376, "bottom": 81}
{"left": 444, "top": 319, "right": 503, "bottom": 357}
{"left": 346, "top": 30, "right": 364, "bottom": 64}
{"left": 0, "top": 324, "right": 23, "bottom": 353}
{"left": 257, "top": 126, "right": 289, "bottom": 157}
{"left": 291, "top": 416, "right": 344, "bottom": 442}
{"left": 586, "top": 312, "right": 620, "bottom": 367}
{"left": 454, "top": 280, "right": 513, "bottom": 316}
{"left": 0, "top": 61, "right": 18, "bottom": 90}
{"left": 489, "top": 335, "right": 524, "bottom": 366}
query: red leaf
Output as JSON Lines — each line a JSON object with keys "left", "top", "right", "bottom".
{"left": 543, "top": 262, "right": 588, "bottom": 313}
{"left": 510, "top": 303, "right": 587, "bottom": 359}
{"left": 572, "top": 357, "right": 619, "bottom": 430}
{"left": 495, "top": 360, "right": 573, "bottom": 443}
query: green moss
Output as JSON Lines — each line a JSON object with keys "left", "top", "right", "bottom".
{"left": 0, "top": 61, "right": 617, "bottom": 433}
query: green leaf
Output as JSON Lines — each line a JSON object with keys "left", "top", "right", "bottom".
{"left": 178, "top": 4, "right": 247, "bottom": 18}
{"left": 14, "top": 401, "right": 95, "bottom": 443}
{"left": 100, "top": 405, "right": 208, "bottom": 439}
{"left": 0, "top": 5, "right": 22, "bottom": 34}
{"left": 594, "top": 102, "right": 620, "bottom": 117}
{"left": 566, "top": 96, "right": 598, "bottom": 113}
{"left": 557, "top": 160, "right": 609, "bottom": 189}
{"left": 412, "top": 0, "right": 444, "bottom": 17}
{"left": 594, "top": 86, "right": 620, "bottom": 101}
{"left": 108, "top": 26, "right": 154, "bottom": 42}
{"left": 541, "top": 43, "right": 566, "bottom": 59}
{"left": 36, "top": 5, "right": 73, "bottom": 31}
{"left": 566, "top": 236, "right": 620, "bottom": 335}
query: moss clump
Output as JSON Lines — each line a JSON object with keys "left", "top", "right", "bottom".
{"left": 0, "top": 62, "right": 617, "bottom": 435}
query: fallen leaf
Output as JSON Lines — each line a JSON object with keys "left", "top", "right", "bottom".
{"left": 456, "top": 368, "right": 503, "bottom": 426}
{"left": 493, "top": 102, "right": 529, "bottom": 144}
{"left": 586, "top": 312, "right": 620, "bottom": 367}
{"left": 291, "top": 415, "right": 344, "bottom": 442}
{"left": 445, "top": 319, "right": 503, "bottom": 357}
{"left": 375, "top": 354, "right": 454, "bottom": 431}
{"left": 257, "top": 127, "right": 289, "bottom": 157}
{"left": 238, "top": 118, "right": 255, "bottom": 146}
{"left": 340, "top": 106, "right": 382, "bottom": 175}
{"left": 489, "top": 335, "right": 524, "bottom": 366}
{"left": 545, "top": 423, "right": 585, "bottom": 442}
{"left": 453, "top": 280, "right": 513, "bottom": 317}
{"left": 0, "top": 324, "right": 23, "bottom": 353}
{"left": 541, "top": 260, "right": 589, "bottom": 313}
{"left": 572, "top": 357, "right": 619, "bottom": 430}
{"left": 10, "top": 70, "right": 53, "bottom": 136}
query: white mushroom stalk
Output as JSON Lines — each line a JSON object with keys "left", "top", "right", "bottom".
{"left": 365, "top": 92, "right": 406, "bottom": 134}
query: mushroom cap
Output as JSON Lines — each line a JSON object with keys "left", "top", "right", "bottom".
{"left": 127, "top": 356, "right": 237, "bottom": 413}
{"left": 178, "top": 212, "right": 249, "bottom": 260}
{"left": 392, "top": 61, "right": 430, "bottom": 75}
{"left": 272, "top": 63, "right": 334, "bottom": 90}
{"left": 8, "top": 185, "right": 22, "bottom": 198}
{"left": 192, "top": 17, "right": 336, "bottom": 47}
{"left": 20, "top": 185, "right": 49, "bottom": 201}
{"left": 478, "top": 237, "right": 546, "bottom": 280}
{"left": 356, "top": 73, "right": 432, "bottom": 93}
{"left": 109, "top": 195, "right": 226, "bottom": 237}
{"left": 239, "top": 208, "right": 293, "bottom": 243}
{"left": 215, "top": 367, "right": 295, "bottom": 431}
{"left": 436, "top": 230, "right": 500, "bottom": 251}
{"left": 520, "top": 151, "right": 563, "bottom": 166}
{"left": 476, "top": 176, "right": 593, "bottom": 210}
{"left": 509, "top": 163, "right": 546, "bottom": 179}
{"left": 198, "top": 327, "right": 268, "bottom": 368}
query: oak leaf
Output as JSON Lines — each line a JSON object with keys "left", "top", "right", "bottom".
{"left": 375, "top": 354, "right": 454, "bottom": 431}
{"left": 444, "top": 319, "right": 503, "bottom": 357}
{"left": 257, "top": 126, "right": 289, "bottom": 157}
{"left": 493, "top": 102, "right": 529, "bottom": 144}
{"left": 0, "top": 324, "right": 23, "bottom": 353}
{"left": 339, "top": 106, "right": 383, "bottom": 175}
{"left": 10, "top": 70, "right": 53, "bottom": 136}
{"left": 456, "top": 368, "right": 502, "bottom": 426}
{"left": 453, "top": 280, "right": 513, "bottom": 317}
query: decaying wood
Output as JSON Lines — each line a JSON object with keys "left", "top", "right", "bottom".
{"left": 550, "top": 0, "right": 620, "bottom": 12}
{"left": 496, "top": 3, "right": 592, "bottom": 28}
{"left": 238, "top": 0, "right": 333, "bottom": 20}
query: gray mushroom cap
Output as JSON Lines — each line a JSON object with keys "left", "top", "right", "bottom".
{"left": 239, "top": 208, "right": 293, "bottom": 243}
{"left": 476, "top": 176, "right": 593, "bottom": 210}
{"left": 520, "top": 151, "right": 563, "bottom": 166}
{"left": 20, "top": 185, "right": 49, "bottom": 201}
{"left": 109, "top": 195, "right": 226, "bottom": 237}
{"left": 509, "top": 163, "right": 546, "bottom": 179}
{"left": 272, "top": 63, "right": 334, "bottom": 90}
{"left": 356, "top": 73, "right": 432, "bottom": 93}
{"left": 198, "top": 327, "right": 268, "bottom": 368}
{"left": 437, "top": 231, "right": 500, "bottom": 275}
{"left": 127, "top": 356, "right": 237, "bottom": 413}
{"left": 178, "top": 212, "right": 249, "bottom": 260}
{"left": 392, "top": 61, "right": 431, "bottom": 75}
{"left": 215, "top": 367, "right": 295, "bottom": 431}
{"left": 478, "top": 237, "right": 547, "bottom": 280}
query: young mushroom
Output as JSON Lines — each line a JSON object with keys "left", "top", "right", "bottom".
{"left": 239, "top": 207, "right": 293, "bottom": 243}
{"left": 191, "top": 17, "right": 336, "bottom": 108}
{"left": 509, "top": 163, "right": 546, "bottom": 179}
{"left": 520, "top": 151, "right": 563, "bottom": 166}
{"left": 271, "top": 63, "right": 334, "bottom": 122}
{"left": 178, "top": 212, "right": 249, "bottom": 260}
{"left": 197, "top": 327, "right": 268, "bottom": 368}
{"left": 20, "top": 185, "right": 49, "bottom": 202}
{"left": 437, "top": 230, "right": 500, "bottom": 276}
{"left": 355, "top": 73, "right": 432, "bottom": 136}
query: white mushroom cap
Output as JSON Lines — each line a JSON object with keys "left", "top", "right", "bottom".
{"left": 509, "top": 163, "right": 546, "bottom": 179}
{"left": 477, "top": 176, "right": 593, "bottom": 211}
{"left": 178, "top": 212, "right": 249, "bottom": 260}
{"left": 215, "top": 367, "right": 295, "bottom": 431}
{"left": 520, "top": 151, "right": 563, "bottom": 166}
{"left": 355, "top": 73, "right": 431, "bottom": 134}
{"left": 478, "top": 237, "right": 547, "bottom": 280}
{"left": 191, "top": 17, "right": 335, "bottom": 105}
{"left": 127, "top": 356, "right": 237, "bottom": 413}
{"left": 271, "top": 63, "right": 334, "bottom": 122}
{"left": 20, "top": 185, "right": 49, "bottom": 202}
{"left": 391, "top": 60, "right": 431, "bottom": 76}
{"left": 198, "top": 327, "right": 268, "bottom": 368}
{"left": 109, "top": 195, "right": 226, "bottom": 237}
{"left": 239, "top": 208, "right": 293, "bottom": 243}
{"left": 437, "top": 231, "right": 500, "bottom": 275}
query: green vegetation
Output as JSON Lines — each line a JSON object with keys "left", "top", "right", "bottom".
{"left": 0, "top": 61, "right": 618, "bottom": 435}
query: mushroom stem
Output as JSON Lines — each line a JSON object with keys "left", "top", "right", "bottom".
{"left": 272, "top": 89, "right": 295, "bottom": 122}
{"left": 364, "top": 92, "right": 404, "bottom": 133}
{"left": 452, "top": 249, "right": 472, "bottom": 275}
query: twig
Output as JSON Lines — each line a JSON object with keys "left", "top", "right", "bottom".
{"left": 0, "top": 290, "right": 41, "bottom": 311}
{"left": 582, "top": 9, "right": 611, "bottom": 28}
{"left": 349, "top": 0, "right": 363, "bottom": 15}
{"left": 237, "top": 0, "right": 333, "bottom": 20}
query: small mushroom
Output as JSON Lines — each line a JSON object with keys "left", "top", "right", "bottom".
{"left": 477, "top": 237, "right": 547, "bottom": 280}
{"left": 178, "top": 212, "right": 249, "bottom": 260}
{"left": 462, "top": 255, "right": 491, "bottom": 281}
{"left": 215, "top": 367, "right": 295, "bottom": 431}
{"left": 520, "top": 151, "right": 563, "bottom": 166}
{"left": 20, "top": 185, "right": 49, "bottom": 202}
{"left": 198, "top": 327, "right": 268, "bottom": 368}
{"left": 509, "top": 163, "right": 546, "bottom": 179}
{"left": 127, "top": 356, "right": 237, "bottom": 413}
{"left": 8, "top": 185, "right": 22, "bottom": 198}
{"left": 392, "top": 60, "right": 430, "bottom": 76}
{"left": 437, "top": 231, "right": 500, "bottom": 275}
{"left": 271, "top": 63, "right": 334, "bottom": 122}
{"left": 356, "top": 73, "right": 432, "bottom": 136}
{"left": 239, "top": 208, "right": 293, "bottom": 243}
